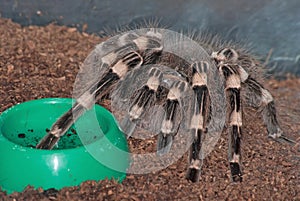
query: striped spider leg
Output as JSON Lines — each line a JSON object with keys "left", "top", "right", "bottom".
{"left": 211, "top": 48, "right": 295, "bottom": 182}
{"left": 119, "top": 66, "right": 167, "bottom": 137}
{"left": 242, "top": 77, "right": 294, "bottom": 144}
{"left": 186, "top": 61, "right": 211, "bottom": 182}
{"left": 213, "top": 48, "right": 295, "bottom": 143}
{"left": 219, "top": 62, "right": 244, "bottom": 182}
{"left": 36, "top": 30, "right": 163, "bottom": 149}
{"left": 214, "top": 48, "right": 295, "bottom": 144}
{"left": 117, "top": 66, "right": 190, "bottom": 154}
{"left": 156, "top": 80, "right": 189, "bottom": 155}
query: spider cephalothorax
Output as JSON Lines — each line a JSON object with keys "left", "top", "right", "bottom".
{"left": 36, "top": 28, "right": 294, "bottom": 183}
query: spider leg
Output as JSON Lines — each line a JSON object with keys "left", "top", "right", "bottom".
{"left": 157, "top": 80, "right": 187, "bottom": 155}
{"left": 186, "top": 61, "right": 210, "bottom": 182}
{"left": 37, "top": 30, "right": 165, "bottom": 149}
{"left": 37, "top": 46, "right": 144, "bottom": 149}
{"left": 242, "top": 77, "right": 295, "bottom": 144}
{"left": 221, "top": 64, "right": 243, "bottom": 182}
{"left": 120, "top": 67, "right": 165, "bottom": 136}
{"left": 36, "top": 103, "right": 85, "bottom": 149}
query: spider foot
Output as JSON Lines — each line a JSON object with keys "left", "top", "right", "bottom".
{"left": 186, "top": 158, "right": 202, "bottom": 182}
{"left": 186, "top": 167, "right": 201, "bottom": 183}
{"left": 120, "top": 114, "right": 137, "bottom": 139}
{"left": 36, "top": 133, "right": 60, "bottom": 149}
{"left": 157, "top": 133, "right": 173, "bottom": 155}
{"left": 268, "top": 128, "right": 295, "bottom": 144}
{"left": 230, "top": 162, "right": 243, "bottom": 182}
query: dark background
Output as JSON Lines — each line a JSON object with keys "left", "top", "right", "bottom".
{"left": 1, "top": 0, "right": 300, "bottom": 76}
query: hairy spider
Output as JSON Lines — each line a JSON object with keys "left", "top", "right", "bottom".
{"left": 36, "top": 28, "right": 294, "bottom": 182}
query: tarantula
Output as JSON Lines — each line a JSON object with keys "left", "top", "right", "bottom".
{"left": 36, "top": 28, "right": 294, "bottom": 182}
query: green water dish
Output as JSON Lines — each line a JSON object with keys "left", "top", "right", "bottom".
{"left": 0, "top": 98, "right": 129, "bottom": 194}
